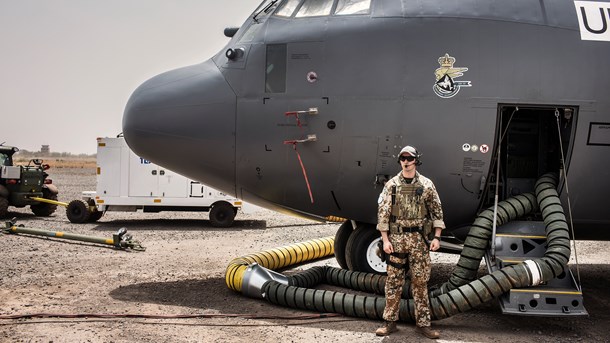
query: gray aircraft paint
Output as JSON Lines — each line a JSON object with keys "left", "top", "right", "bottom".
{"left": 123, "top": 0, "right": 610, "bottom": 238}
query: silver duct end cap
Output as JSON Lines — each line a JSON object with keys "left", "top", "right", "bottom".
{"left": 241, "top": 263, "right": 289, "bottom": 299}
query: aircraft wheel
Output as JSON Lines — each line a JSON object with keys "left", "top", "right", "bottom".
{"left": 209, "top": 202, "right": 235, "bottom": 228}
{"left": 30, "top": 189, "right": 58, "bottom": 217}
{"left": 333, "top": 221, "right": 354, "bottom": 269}
{"left": 66, "top": 200, "right": 91, "bottom": 223}
{"left": 345, "top": 225, "right": 386, "bottom": 274}
{"left": 0, "top": 197, "right": 8, "bottom": 218}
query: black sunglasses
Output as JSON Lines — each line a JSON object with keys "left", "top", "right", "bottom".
{"left": 399, "top": 155, "right": 416, "bottom": 162}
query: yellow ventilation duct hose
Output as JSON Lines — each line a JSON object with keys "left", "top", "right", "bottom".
{"left": 225, "top": 236, "right": 335, "bottom": 292}
{"left": 324, "top": 216, "right": 347, "bottom": 223}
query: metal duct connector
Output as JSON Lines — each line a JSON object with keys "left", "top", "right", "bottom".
{"left": 523, "top": 259, "right": 542, "bottom": 286}
{"left": 241, "top": 263, "right": 289, "bottom": 299}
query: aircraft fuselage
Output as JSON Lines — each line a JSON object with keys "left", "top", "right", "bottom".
{"left": 123, "top": 0, "right": 610, "bottom": 239}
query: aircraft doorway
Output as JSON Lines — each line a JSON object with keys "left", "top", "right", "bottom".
{"left": 481, "top": 105, "right": 577, "bottom": 209}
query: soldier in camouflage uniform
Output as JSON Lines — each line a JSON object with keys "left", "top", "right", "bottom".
{"left": 375, "top": 145, "right": 445, "bottom": 340}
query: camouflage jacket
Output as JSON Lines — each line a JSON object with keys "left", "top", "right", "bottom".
{"left": 376, "top": 171, "right": 445, "bottom": 232}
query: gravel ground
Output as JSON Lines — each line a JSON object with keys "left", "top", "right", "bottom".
{"left": 1, "top": 167, "right": 609, "bottom": 343}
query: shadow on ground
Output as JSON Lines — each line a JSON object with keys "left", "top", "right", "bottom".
{"left": 108, "top": 263, "right": 610, "bottom": 340}
{"left": 92, "top": 219, "right": 269, "bottom": 231}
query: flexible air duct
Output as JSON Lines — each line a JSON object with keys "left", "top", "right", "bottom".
{"left": 431, "top": 192, "right": 538, "bottom": 296}
{"left": 230, "top": 173, "right": 572, "bottom": 323}
{"left": 530, "top": 173, "right": 571, "bottom": 280}
{"left": 225, "top": 236, "right": 335, "bottom": 292}
{"left": 262, "top": 263, "right": 531, "bottom": 321}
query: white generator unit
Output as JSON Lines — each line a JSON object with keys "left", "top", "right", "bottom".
{"left": 75, "top": 136, "right": 241, "bottom": 227}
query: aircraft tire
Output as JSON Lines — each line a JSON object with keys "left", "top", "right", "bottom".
{"left": 209, "top": 202, "right": 235, "bottom": 228}
{"left": 345, "top": 226, "right": 386, "bottom": 274}
{"left": 66, "top": 199, "right": 91, "bottom": 223}
{"left": 0, "top": 197, "right": 8, "bottom": 218}
{"left": 333, "top": 221, "right": 353, "bottom": 270}
{"left": 30, "top": 189, "right": 58, "bottom": 217}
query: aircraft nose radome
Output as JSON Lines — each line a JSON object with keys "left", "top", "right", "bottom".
{"left": 122, "top": 60, "right": 237, "bottom": 195}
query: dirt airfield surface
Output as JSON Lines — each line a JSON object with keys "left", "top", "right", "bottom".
{"left": 1, "top": 166, "right": 610, "bottom": 343}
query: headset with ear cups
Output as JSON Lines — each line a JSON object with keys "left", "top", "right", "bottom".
{"left": 397, "top": 145, "right": 422, "bottom": 166}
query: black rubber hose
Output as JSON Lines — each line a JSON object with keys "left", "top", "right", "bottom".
{"left": 430, "top": 192, "right": 538, "bottom": 296}
{"left": 288, "top": 265, "right": 410, "bottom": 298}
{"left": 532, "top": 173, "right": 571, "bottom": 281}
{"left": 261, "top": 173, "right": 571, "bottom": 322}
{"left": 264, "top": 263, "right": 531, "bottom": 321}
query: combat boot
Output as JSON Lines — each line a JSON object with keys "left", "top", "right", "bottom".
{"left": 375, "top": 321, "right": 398, "bottom": 336}
{"left": 416, "top": 325, "right": 440, "bottom": 339}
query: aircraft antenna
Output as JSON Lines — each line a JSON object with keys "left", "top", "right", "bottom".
{"left": 555, "top": 108, "right": 582, "bottom": 291}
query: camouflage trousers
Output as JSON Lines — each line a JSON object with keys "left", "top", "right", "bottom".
{"left": 382, "top": 231, "right": 431, "bottom": 327}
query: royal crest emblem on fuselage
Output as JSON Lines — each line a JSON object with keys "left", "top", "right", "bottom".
{"left": 433, "top": 53, "right": 472, "bottom": 98}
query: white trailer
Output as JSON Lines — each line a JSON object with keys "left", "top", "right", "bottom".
{"left": 70, "top": 136, "right": 241, "bottom": 227}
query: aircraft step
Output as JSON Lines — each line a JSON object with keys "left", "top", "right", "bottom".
{"left": 485, "top": 221, "right": 587, "bottom": 317}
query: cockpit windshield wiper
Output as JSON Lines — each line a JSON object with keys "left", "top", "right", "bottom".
{"left": 252, "top": 0, "right": 279, "bottom": 23}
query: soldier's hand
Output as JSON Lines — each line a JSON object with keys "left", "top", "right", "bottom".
{"left": 383, "top": 241, "right": 394, "bottom": 254}
{"left": 430, "top": 238, "right": 440, "bottom": 251}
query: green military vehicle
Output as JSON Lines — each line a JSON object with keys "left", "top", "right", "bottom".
{"left": 0, "top": 145, "right": 58, "bottom": 218}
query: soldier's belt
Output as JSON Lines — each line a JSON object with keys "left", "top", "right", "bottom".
{"left": 390, "top": 226, "right": 422, "bottom": 234}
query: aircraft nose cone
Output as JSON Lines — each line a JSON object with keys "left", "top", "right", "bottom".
{"left": 122, "top": 60, "right": 236, "bottom": 195}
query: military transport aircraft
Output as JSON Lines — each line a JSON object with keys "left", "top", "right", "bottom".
{"left": 122, "top": 0, "right": 610, "bottom": 278}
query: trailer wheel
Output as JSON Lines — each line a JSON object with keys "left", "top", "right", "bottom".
{"left": 30, "top": 189, "right": 58, "bottom": 217}
{"left": 88, "top": 210, "right": 104, "bottom": 222}
{"left": 333, "top": 221, "right": 354, "bottom": 270}
{"left": 0, "top": 197, "right": 8, "bottom": 218}
{"left": 85, "top": 199, "right": 103, "bottom": 222}
{"left": 67, "top": 200, "right": 91, "bottom": 223}
{"left": 209, "top": 202, "right": 235, "bottom": 227}
{"left": 0, "top": 185, "right": 8, "bottom": 199}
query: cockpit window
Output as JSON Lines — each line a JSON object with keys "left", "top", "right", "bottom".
{"left": 275, "top": 0, "right": 302, "bottom": 17}
{"left": 241, "top": 0, "right": 279, "bottom": 42}
{"left": 274, "top": 0, "right": 371, "bottom": 18}
{"left": 265, "top": 44, "right": 287, "bottom": 93}
{"left": 295, "top": 0, "right": 333, "bottom": 18}
{"left": 253, "top": 0, "right": 281, "bottom": 22}
{"left": 334, "top": 0, "right": 370, "bottom": 15}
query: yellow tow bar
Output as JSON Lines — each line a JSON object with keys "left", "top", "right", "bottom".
{"left": 28, "top": 196, "right": 69, "bottom": 207}
{"left": 28, "top": 196, "right": 97, "bottom": 212}
{"left": 2, "top": 219, "right": 145, "bottom": 251}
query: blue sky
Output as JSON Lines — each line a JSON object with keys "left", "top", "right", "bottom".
{"left": 0, "top": 0, "right": 255, "bottom": 154}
